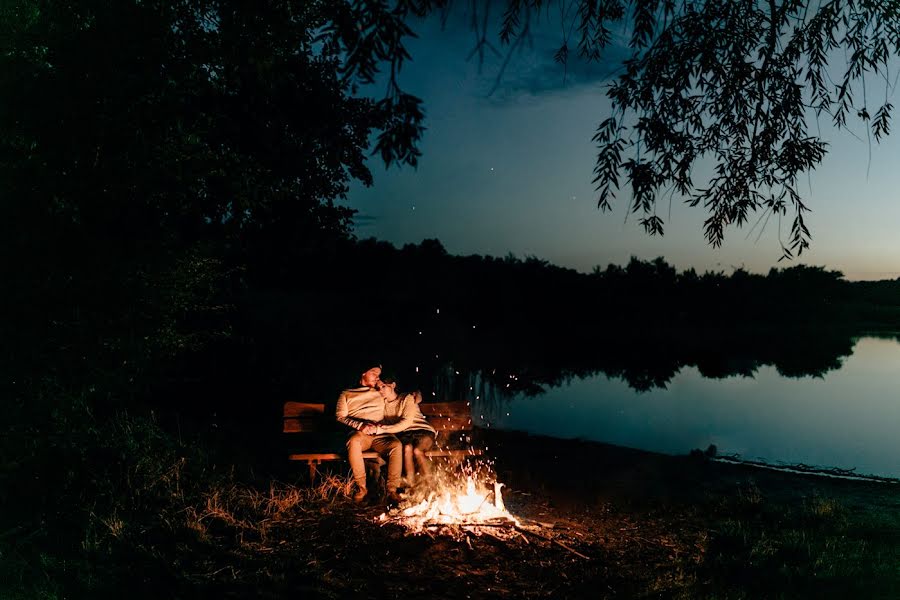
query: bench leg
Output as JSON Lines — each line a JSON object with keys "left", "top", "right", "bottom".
{"left": 309, "top": 460, "right": 317, "bottom": 483}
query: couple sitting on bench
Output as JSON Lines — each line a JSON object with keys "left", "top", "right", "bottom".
{"left": 335, "top": 363, "right": 436, "bottom": 504}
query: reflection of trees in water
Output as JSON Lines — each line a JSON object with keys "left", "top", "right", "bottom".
{"left": 429, "top": 365, "right": 585, "bottom": 406}
{"left": 423, "top": 328, "right": 862, "bottom": 406}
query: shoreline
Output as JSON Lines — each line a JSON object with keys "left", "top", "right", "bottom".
{"left": 711, "top": 454, "right": 900, "bottom": 484}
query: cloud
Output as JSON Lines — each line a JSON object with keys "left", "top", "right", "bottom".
{"left": 492, "top": 50, "right": 627, "bottom": 100}
{"left": 352, "top": 214, "right": 379, "bottom": 227}
{"left": 413, "top": 11, "right": 632, "bottom": 104}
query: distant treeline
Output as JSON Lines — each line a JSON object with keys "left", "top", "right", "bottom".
{"left": 231, "top": 237, "right": 900, "bottom": 408}
{"left": 281, "top": 237, "right": 900, "bottom": 334}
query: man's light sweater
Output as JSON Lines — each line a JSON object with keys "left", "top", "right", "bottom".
{"left": 335, "top": 387, "right": 384, "bottom": 431}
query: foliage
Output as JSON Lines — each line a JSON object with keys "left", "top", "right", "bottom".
{"left": 476, "top": 1, "right": 900, "bottom": 256}
{"left": 0, "top": 0, "right": 419, "bottom": 253}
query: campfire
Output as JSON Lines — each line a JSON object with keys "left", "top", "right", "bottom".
{"left": 381, "top": 475, "right": 517, "bottom": 528}
{"left": 377, "top": 464, "right": 591, "bottom": 559}
{"left": 378, "top": 466, "right": 521, "bottom": 540}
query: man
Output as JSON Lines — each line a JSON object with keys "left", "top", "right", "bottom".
{"left": 335, "top": 363, "right": 402, "bottom": 504}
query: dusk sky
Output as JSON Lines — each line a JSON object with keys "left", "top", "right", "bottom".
{"left": 348, "top": 12, "right": 900, "bottom": 281}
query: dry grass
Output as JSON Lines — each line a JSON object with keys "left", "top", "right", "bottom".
{"left": 305, "top": 474, "right": 354, "bottom": 502}
{"left": 178, "top": 474, "right": 354, "bottom": 549}
{"left": 807, "top": 494, "right": 844, "bottom": 519}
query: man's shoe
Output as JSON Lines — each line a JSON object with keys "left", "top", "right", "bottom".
{"left": 385, "top": 490, "right": 402, "bottom": 507}
{"left": 353, "top": 488, "right": 368, "bottom": 503}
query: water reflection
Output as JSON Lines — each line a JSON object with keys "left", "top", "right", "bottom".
{"left": 423, "top": 328, "right": 870, "bottom": 404}
{"left": 473, "top": 337, "right": 900, "bottom": 478}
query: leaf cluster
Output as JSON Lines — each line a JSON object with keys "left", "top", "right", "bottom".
{"left": 488, "top": 1, "right": 900, "bottom": 256}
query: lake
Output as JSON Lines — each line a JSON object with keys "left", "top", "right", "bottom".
{"left": 473, "top": 335, "right": 900, "bottom": 478}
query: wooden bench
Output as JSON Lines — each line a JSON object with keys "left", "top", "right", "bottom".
{"left": 283, "top": 400, "right": 483, "bottom": 480}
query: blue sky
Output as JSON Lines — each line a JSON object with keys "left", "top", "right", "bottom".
{"left": 347, "top": 12, "right": 900, "bottom": 281}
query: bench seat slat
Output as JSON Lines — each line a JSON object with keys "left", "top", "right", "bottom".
{"left": 430, "top": 416, "right": 474, "bottom": 431}
{"left": 283, "top": 402, "right": 475, "bottom": 434}
{"left": 283, "top": 417, "right": 324, "bottom": 433}
{"left": 284, "top": 402, "right": 327, "bottom": 417}
{"left": 283, "top": 417, "right": 473, "bottom": 434}
{"left": 288, "top": 448, "right": 483, "bottom": 462}
{"left": 419, "top": 448, "right": 484, "bottom": 457}
{"left": 289, "top": 452, "right": 372, "bottom": 461}
{"left": 419, "top": 402, "right": 473, "bottom": 418}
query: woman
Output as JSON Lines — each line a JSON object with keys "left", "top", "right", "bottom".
{"left": 375, "top": 374, "right": 437, "bottom": 487}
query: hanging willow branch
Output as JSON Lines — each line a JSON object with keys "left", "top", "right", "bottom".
{"left": 322, "top": 0, "right": 900, "bottom": 256}
{"left": 491, "top": 0, "right": 900, "bottom": 258}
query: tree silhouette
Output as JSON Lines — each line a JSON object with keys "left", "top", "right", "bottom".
{"left": 0, "top": 1, "right": 427, "bottom": 252}
{"left": 0, "top": 0, "right": 444, "bottom": 391}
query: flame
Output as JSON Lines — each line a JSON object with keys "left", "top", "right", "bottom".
{"left": 456, "top": 477, "right": 485, "bottom": 514}
{"left": 380, "top": 475, "right": 519, "bottom": 532}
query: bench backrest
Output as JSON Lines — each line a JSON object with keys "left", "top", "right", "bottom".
{"left": 283, "top": 400, "right": 475, "bottom": 447}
